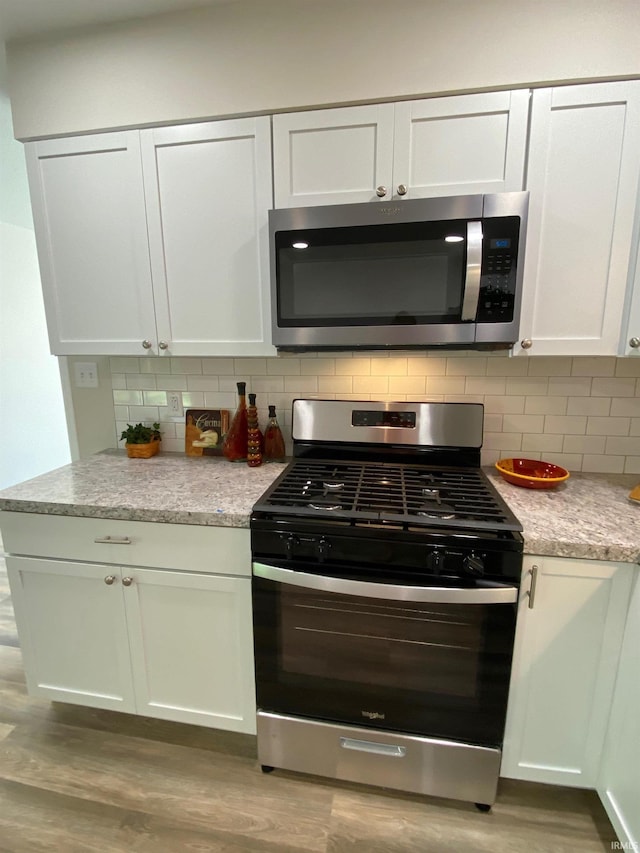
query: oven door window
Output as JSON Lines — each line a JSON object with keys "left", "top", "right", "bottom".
{"left": 253, "top": 575, "right": 516, "bottom": 748}
{"left": 275, "top": 221, "right": 467, "bottom": 327}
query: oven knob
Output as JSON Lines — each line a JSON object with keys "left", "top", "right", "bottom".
{"left": 284, "top": 534, "right": 298, "bottom": 559}
{"left": 427, "top": 550, "right": 444, "bottom": 572}
{"left": 463, "top": 553, "right": 485, "bottom": 577}
{"left": 317, "top": 538, "right": 331, "bottom": 561}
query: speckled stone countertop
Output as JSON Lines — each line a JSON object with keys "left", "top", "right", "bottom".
{"left": 0, "top": 450, "right": 287, "bottom": 528}
{"left": 0, "top": 451, "right": 639, "bottom": 563}
{"left": 487, "top": 469, "right": 640, "bottom": 564}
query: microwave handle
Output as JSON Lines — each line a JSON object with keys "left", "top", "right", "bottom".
{"left": 460, "top": 220, "right": 483, "bottom": 321}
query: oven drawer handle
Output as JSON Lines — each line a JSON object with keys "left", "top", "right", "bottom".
{"left": 252, "top": 563, "right": 518, "bottom": 604}
{"left": 339, "top": 737, "right": 406, "bottom": 758}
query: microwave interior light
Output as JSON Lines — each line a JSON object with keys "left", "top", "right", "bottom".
{"left": 292, "top": 241, "right": 309, "bottom": 249}
{"left": 445, "top": 235, "right": 464, "bottom": 243}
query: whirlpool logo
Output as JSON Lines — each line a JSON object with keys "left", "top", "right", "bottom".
{"left": 362, "top": 710, "right": 386, "bottom": 720}
{"left": 379, "top": 207, "right": 401, "bottom": 216}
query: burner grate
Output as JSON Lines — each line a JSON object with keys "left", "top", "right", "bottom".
{"left": 257, "top": 459, "right": 521, "bottom": 532}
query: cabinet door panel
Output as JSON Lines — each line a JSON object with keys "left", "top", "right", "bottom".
{"left": 141, "top": 118, "right": 275, "bottom": 356}
{"left": 517, "top": 82, "right": 640, "bottom": 356}
{"left": 502, "top": 556, "right": 632, "bottom": 787}
{"left": 598, "top": 574, "right": 640, "bottom": 848}
{"left": 393, "top": 90, "right": 529, "bottom": 198}
{"left": 273, "top": 104, "right": 395, "bottom": 207}
{"left": 7, "top": 557, "right": 135, "bottom": 711}
{"left": 25, "top": 133, "right": 157, "bottom": 356}
{"left": 125, "top": 569, "right": 256, "bottom": 733}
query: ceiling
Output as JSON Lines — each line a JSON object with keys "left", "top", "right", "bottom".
{"left": 0, "top": 0, "right": 232, "bottom": 42}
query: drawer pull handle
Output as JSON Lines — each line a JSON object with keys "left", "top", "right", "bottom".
{"left": 122, "top": 577, "right": 134, "bottom": 587}
{"left": 340, "top": 737, "right": 406, "bottom": 758}
{"left": 104, "top": 575, "right": 116, "bottom": 586}
{"left": 94, "top": 536, "right": 132, "bottom": 545}
{"left": 527, "top": 565, "right": 539, "bottom": 609}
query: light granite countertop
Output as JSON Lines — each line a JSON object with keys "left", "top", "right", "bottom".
{"left": 0, "top": 451, "right": 639, "bottom": 563}
{"left": 0, "top": 450, "right": 287, "bottom": 528}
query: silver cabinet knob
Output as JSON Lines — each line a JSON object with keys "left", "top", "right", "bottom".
{"left": 142, "top": 340, "right": 153, "bottom": 349}
{"left": 630, "top": 337, "right": 640, "bottom": 349}
{"left": 158, "top": 341, "right": 169, "bottom": 350}
{"left": 376, "top": 186, "right": 387, "bottom": 198}
{"left": 520, "top": 339, "right": 533, "bottom": 350}
{"left": 104, "top": 575, "right": 116, "bottom": 585}
{"left": 396, "top": 184, "right": 408, "bottom": 196}
{"left": 122, "top": 576, "right": 133, "bottom": 587}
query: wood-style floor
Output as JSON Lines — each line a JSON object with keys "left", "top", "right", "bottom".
{"left": 0, "top": 533, "right": 618, "bottom": 852}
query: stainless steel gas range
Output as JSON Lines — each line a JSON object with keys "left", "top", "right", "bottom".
{"left": 250, "top": 399, "right": 523, "bottom": 809}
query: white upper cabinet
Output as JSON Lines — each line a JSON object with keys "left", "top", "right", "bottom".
{"left": 25, "top": 132, "right": 158, "bottom": 356}
{"left": 141, "top": 118, "right": 275, "bottom": 356}
{"left": 621, "top": 230, "right": 640, "bottom": 357}
{"left": 392, "top": 91, "right": 529, "bottom": 199}
{"left": 516, "top": 81, "right": 640, "bottom": 357}
{"left": 26, "top": 119, "right": 275, "bottom": 357}
{"left": 273, "top": 104, "right": 395, "bottom": 207}
{"left": 273, "top": 91, "right": 529, "bottom": 208}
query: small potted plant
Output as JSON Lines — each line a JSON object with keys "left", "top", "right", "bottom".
{"left": 120, "top": 422, "right": 162, "bottom": 458}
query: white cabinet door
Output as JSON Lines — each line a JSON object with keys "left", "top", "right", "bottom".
{"left": 393, "top": 90, "right": 529, "bottom": 199}
{"left": 141, "top": 118, "right": 275, "bottom": 356}
{"left": 124, "top": 568, "right": 256, "bottom": 733}
{"left": 273, "top": 104, "right": 395, "bottom": 207}
{"left": 598, "top": 573, "right": 640, "bottom": 849}
{"left": 6, "top": 556, "right": 136, "bottom": 711}
{"left": 621, "top": 230, "right": 640, "bottom": 357}
{"left": 501, "top": 556, "right": 632, "bottom": 787}
{"left": 516, "top": 82, "right": 640, "bottom": 356}
{"left": 25, "top": 132, "right": 158, "bottom": 356}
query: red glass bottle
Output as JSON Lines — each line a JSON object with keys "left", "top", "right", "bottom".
{"left": 264, "top": 405, "right": 286, "bottom": 461}
{"left": 247, "top": 393, "right": 263, "bottom": 467}
{"left": 223, "top": 381, "right": 248, "bottom": 462}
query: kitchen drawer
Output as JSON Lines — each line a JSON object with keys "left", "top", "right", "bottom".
{"left": 0, "top": 511, "right": 251, "bottom": 576}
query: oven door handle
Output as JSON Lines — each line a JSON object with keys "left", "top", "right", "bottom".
{"left": 252, "top": 562, "right": 518, "bottom": 604}
{"left": 460, "top": 220, "right": 483, "bottom": 321}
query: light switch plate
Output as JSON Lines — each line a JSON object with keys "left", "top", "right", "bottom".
{"left": 74, "top": 362, "right": 99, "bottom": 388}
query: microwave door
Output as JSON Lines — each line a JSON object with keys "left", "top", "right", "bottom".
{"left": 460, "top": 221, "right": 483, "bottom": 322}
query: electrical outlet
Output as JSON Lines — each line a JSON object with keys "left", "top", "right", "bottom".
{"left": 168, "top": 392, "right": 183, "bottom": 418}
{"left": 74, "top": 362, "right": 99, "bottom": 388}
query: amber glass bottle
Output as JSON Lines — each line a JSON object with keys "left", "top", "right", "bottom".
{"left": 246, "top": 393, "right": 263, "bottom": 467}
{"left": 223, "top": 381, "right": 248, "bottom": 462}
{"left": 264, "top": 405, "right": 286, "bottom": 461}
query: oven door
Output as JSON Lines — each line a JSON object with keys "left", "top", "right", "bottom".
{"left": 252, "top": 562, "right": 517, "bottom": 748}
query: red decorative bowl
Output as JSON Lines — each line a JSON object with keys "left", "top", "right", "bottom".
{"left": 495, "top": 458, "right": 570, "bottom": 489}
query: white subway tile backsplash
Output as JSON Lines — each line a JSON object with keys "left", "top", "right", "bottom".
{"left": 586, "top": 417, "right": 630, "bottom": 436}
{"left": 567, "top": 397, "right": 611, "bottom": 416}
{"left": 544, "top": 415, "right": 587, "bottom": 434}
{"left": 521, "top": 433, "right": 564, "bottom": 453}
{"left": 548, "top": 377, "right": 591, "bottom": 396}
{"left": 524, "top": 396, "right": 568, "bottom": 415}
{"left": 610, "top": 397, "right": 640, "bottom": 417}
{"left": 170, "top": 358, "right": 202, "bottom": 374}
{"left": 126, "top": 374, "right": 157, "bottom": 391}
{"left": 526, "top": 357, "right": 572, "bottom": 376}
{"left": 592, "top": 377, "right": 635, "bottom": 396}
{"left": 108, "top": 356, "right": 640, "bottom": 474}
{"left": 571, "top": 357, "right": 616, "bottom": 377}
{"left": 583, "top": 454, "right": 625, "bottom": 473}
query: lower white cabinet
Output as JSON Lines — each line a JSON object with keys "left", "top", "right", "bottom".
{"left": 3, "top": 512, "right": 256, "bottom": 734}
{"left": 501, "top": 555, "right": 633, "bottom": 787}
{"left": 598, "top": 572, "right": 640, "bottom": 849}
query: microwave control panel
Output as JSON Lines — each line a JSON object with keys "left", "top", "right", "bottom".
{"left": 477, "top": 216, "right": 520, "bottom": 323}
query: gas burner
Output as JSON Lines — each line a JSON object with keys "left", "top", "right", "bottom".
{"left": 322, "top": 480, "right": 344, "bottom": 491}
{"left": 309, "top": 500, "right": 343, "bottom": 511}
{"left": 417, "top": 502, "right": 456, "bottom": 520}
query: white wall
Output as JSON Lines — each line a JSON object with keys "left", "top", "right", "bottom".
{"left": 0, "top": 45, "right": 71, "bottom": 488}
{"left": 6, "top": 0, "right": 640, "bottom": 139}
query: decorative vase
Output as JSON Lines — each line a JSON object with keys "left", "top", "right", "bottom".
{"left": 126, "top": 440, "right": 161, "bottom": 458}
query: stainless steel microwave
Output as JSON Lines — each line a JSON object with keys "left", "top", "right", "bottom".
{"left": 269, "top": 191, "right": 529, "bottom": 350}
